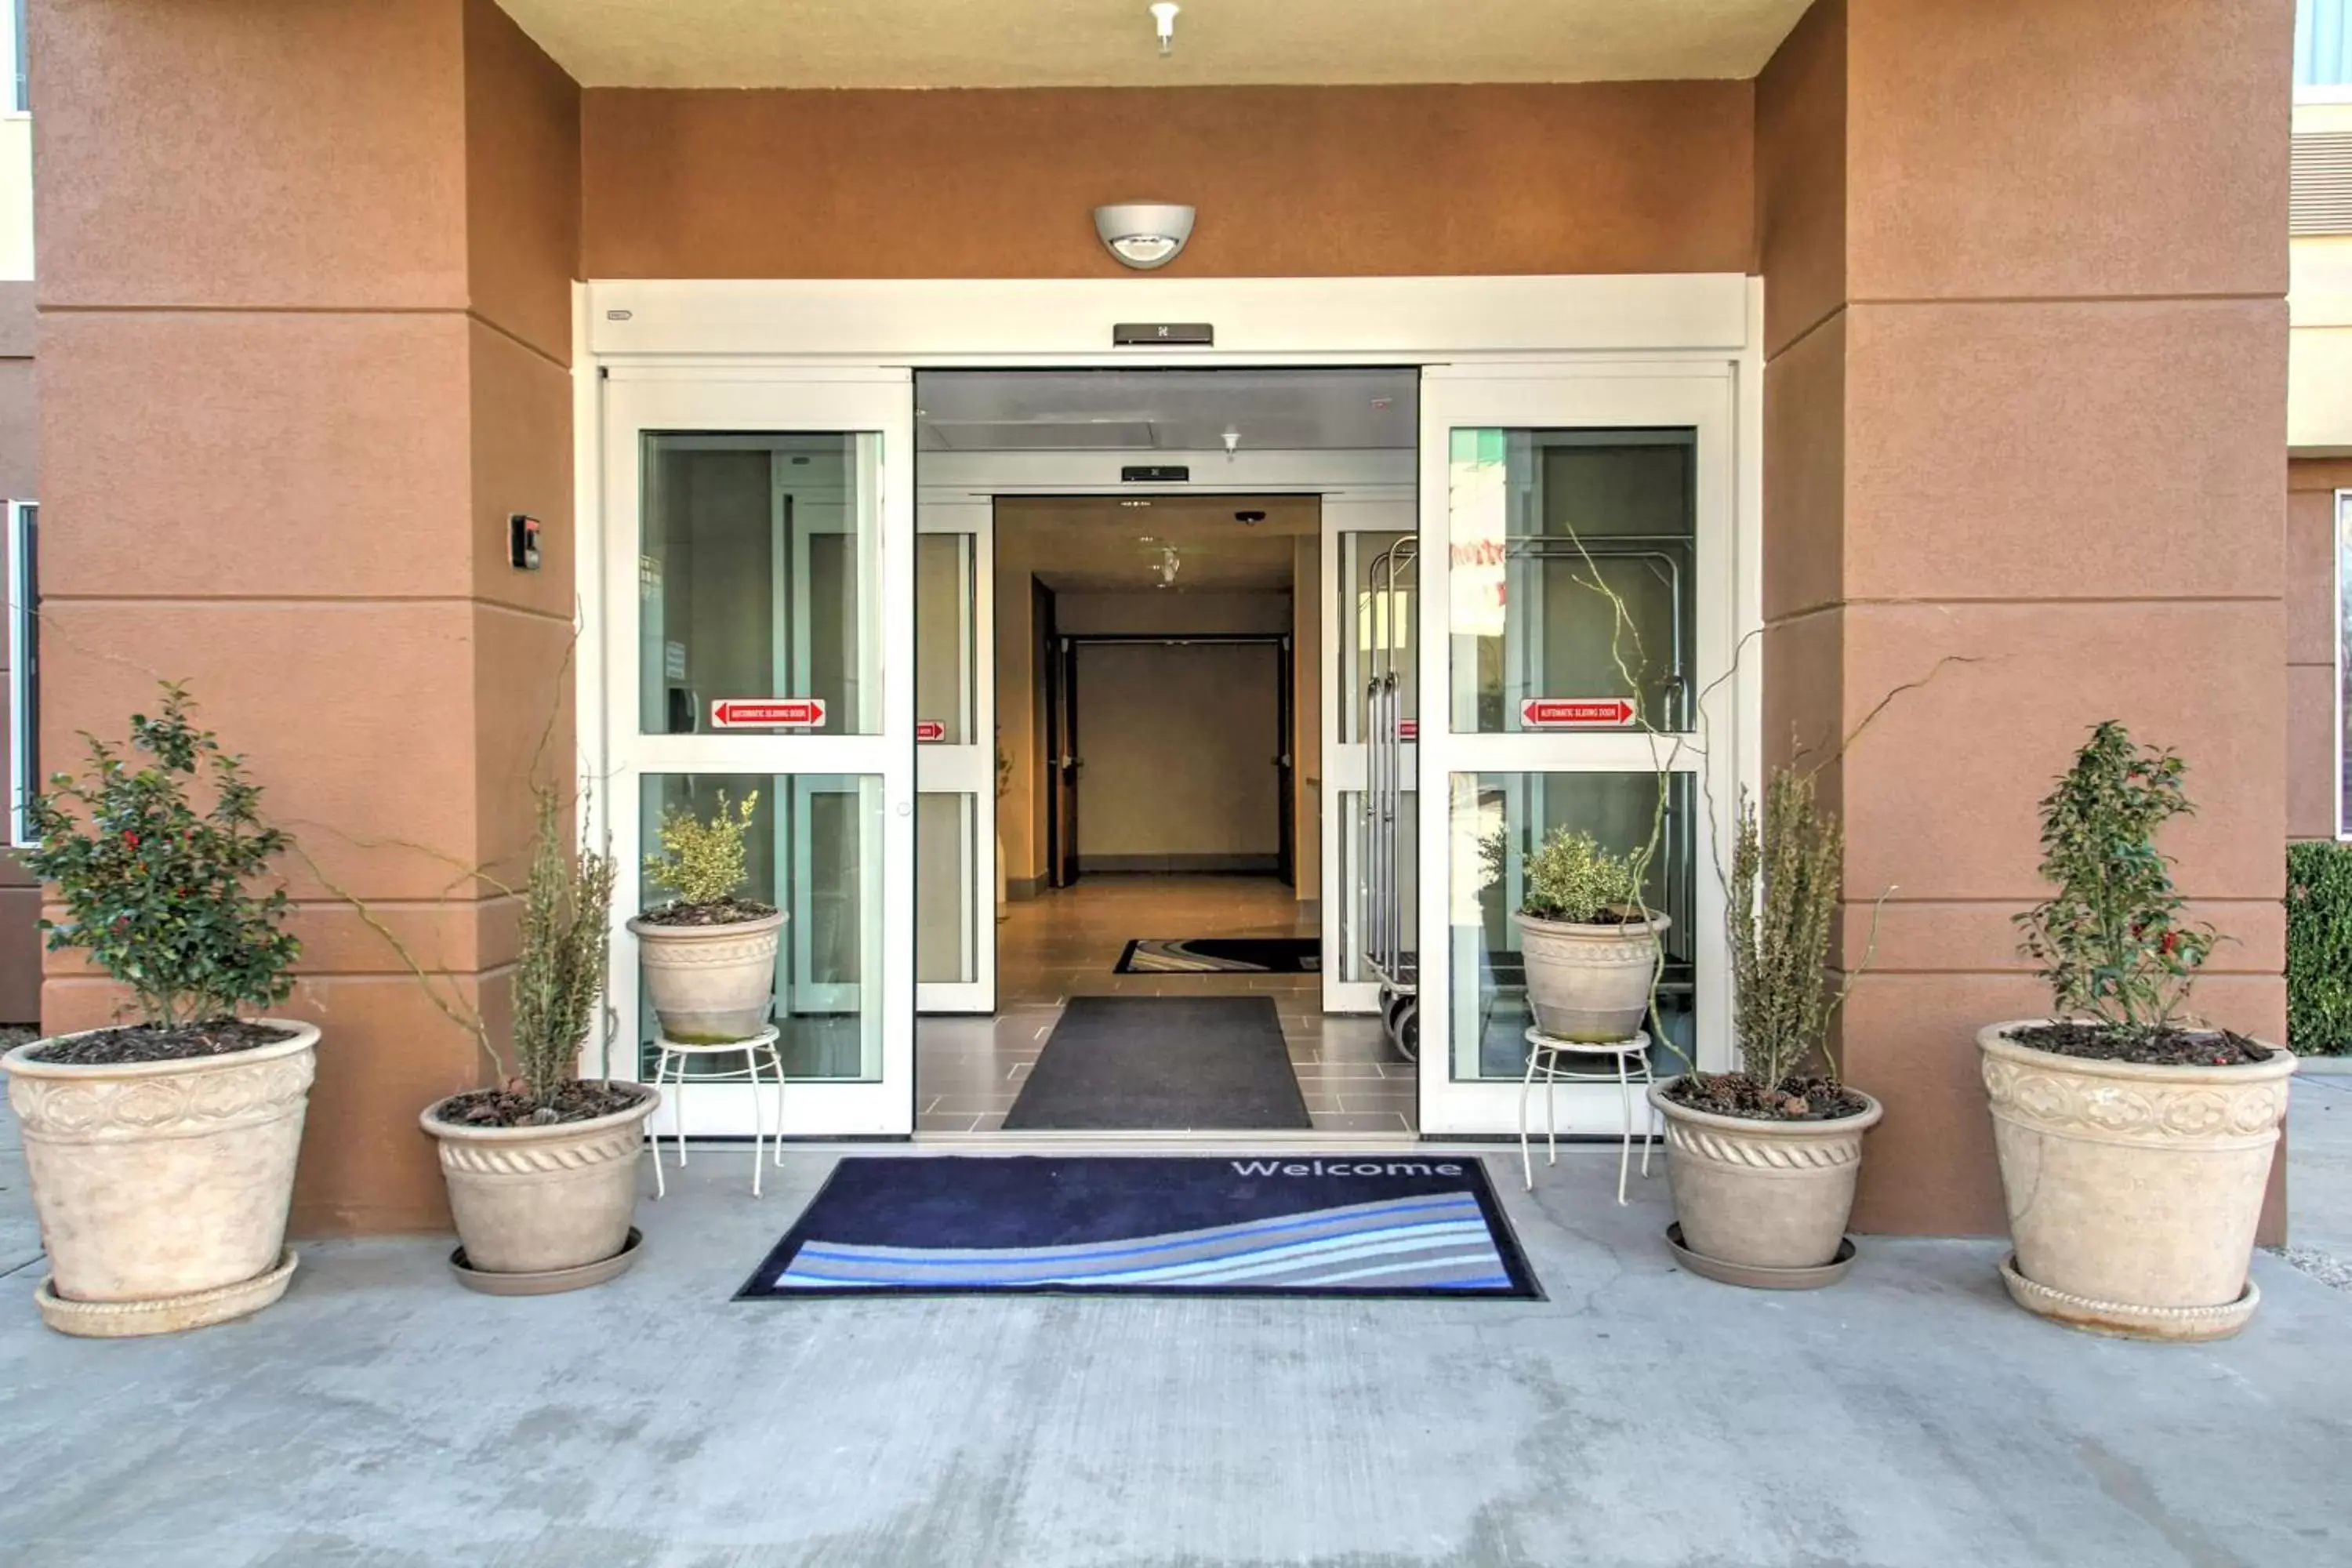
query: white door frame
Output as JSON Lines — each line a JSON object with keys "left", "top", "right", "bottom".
{"left": 1414, "top": 364, "right": 1746, "bottom": 1136}
{"left": 1320, "top": 494, "right": 1417, "bottom": 1015}
{"left": 577, "top": 275, "right": 1762, "bottom": 1139}
{"left": 596, "top": 368, "right": 916, "bottom": 1138}
{"left": 915, "top": 499, "right": 996, "bottom": 1013}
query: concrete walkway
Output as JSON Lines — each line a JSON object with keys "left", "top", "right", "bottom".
{"left": 2, "top": 1100, "right": 2350, "bottom": 1566}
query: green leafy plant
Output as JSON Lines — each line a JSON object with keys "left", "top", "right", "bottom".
{"left": 1495, "top": 826, "right": 1648, "bottom": 924}
{"left": 24, "top": 683, "right": 301, "bottom": 1029}
{"left": 511, "top": 786, "right": 619, "bottom": 1105}
{"left": 2287, "top": 840, "right": 2352, "bottom": 1056}
{"left": 643, "top": 789, "right": 758, "bottom": 910}
{"left": 1728, "top": 766, "right": 1850, "bottom": 1087}
{"left": 2014, "top": 721, "right": 2217, "bottom": 1035}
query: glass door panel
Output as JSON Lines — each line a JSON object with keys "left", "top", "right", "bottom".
{"left": 1416, "top": 369, "right": 1737, "bottom": 1137}
{"left": 639, "top": 434, "right": 880, "bottom": 737}
{"left": 1327, "top": 520, "right": 1417, "bottom": 1011}
{"left": 1449, "top": 430, "right": 1696, "bottom": 735}
{"left": 914, "top": 503, "right": 994, "bottom": 1012}
{"left": 604, "top": 372, "right": 915, "bottom": 1138}
{"left": 638, "top": 772, "right": 884, "bottom": 1080}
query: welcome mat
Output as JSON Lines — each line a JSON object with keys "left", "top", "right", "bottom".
{"left": 1002, "top": 996, "right": 1310, "bottom": 1131}
{"left": 736, "top": 1156, "right": 1541, "bottom": 1299}
{"left": 1116, "top": 937, "right": 1321, "bottom": 975}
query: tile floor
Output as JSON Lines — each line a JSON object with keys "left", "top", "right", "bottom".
{"left": 914, "top": 874, "right": 1417, "bottom": 1134}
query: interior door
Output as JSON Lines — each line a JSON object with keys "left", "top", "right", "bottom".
{"left": 1414, "top": 366, "right": 1737, "bottom": 1136}
{"left": 1276, "top": 634, "right": 1297, "bottom": 887}
{"left": 604, "top": 369, "right": 916, "bottom": 1138}
{"left": 1049, "top": 633, "right": 1081, "bottom": 888}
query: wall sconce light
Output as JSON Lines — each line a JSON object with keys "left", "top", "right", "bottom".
{"left": 1095, "top": 203, "right": 1196, "bottom": 270}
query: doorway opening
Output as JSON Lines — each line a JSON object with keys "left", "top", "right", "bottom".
{"left": 910, "top": 368, "right": 1420, "bottom": 1135}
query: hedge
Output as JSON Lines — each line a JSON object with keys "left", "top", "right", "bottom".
{"left": 2287, "top": 840, "right": 2352, "bottom": 1055}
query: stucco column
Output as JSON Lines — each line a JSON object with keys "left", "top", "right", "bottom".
{"left": 31, "top": 0, "right": 579, "bottom": 1233}
{"left": 1760, "top": 0, "right": 2293, "bottom": 1236}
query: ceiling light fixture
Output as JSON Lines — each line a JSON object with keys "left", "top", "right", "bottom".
{"left": 1150, "top": 2, "right": 1180, "bottom": 56}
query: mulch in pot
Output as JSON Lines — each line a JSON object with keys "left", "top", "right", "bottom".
{"left": 2008, "top": 1022, "right": 2270, "bottom": 1068}
{"left": 431, "top": 1080, "right": 652, "bottom": 1130}
{"left": 24, "top": 1018, "right": 299, "bottom": 1066}
{"left": 635, "top": 898, "right": 779, "bottom": 928}
{"left": 1663, "top": 1072, "right": 1871, "bottom": 1122}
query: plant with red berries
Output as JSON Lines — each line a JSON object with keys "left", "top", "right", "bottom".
{"left": 2014, "top": 721, "right": 2216, "bottom": 1036}
{"left": 24, "top": 682, "right": 299, "bottom": 1027}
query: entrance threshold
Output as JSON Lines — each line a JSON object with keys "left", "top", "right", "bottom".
{"left": 915, "top": 1131, "right": 1479, "bottom": 1156}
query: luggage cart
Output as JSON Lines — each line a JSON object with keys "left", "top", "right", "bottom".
{"left": 1364, "top": 539, "right": 1418, "bottom": 1062}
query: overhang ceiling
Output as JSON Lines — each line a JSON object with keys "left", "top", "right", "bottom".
{"left": 495, "top": 0, "right": 1813, "bottom": 89}
{"left": 1000, "top": 494, "right": 1313, "bottom": 592}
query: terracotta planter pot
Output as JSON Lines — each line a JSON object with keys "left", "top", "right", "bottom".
{"left": 1978, "top": 1022, "right": 2296, "bottom": 1341}
{"left": 1515, "top": 910, "right": 1668, "bottom": 1042}
{"left": 419, "top": 1084, "right": 657, "bottom": 1280}
{"left": 2, "top": 1021, "right": 318, "bottom": 1336}
{"left": 627, "top": 909, "right": 785, "bottom": 1043}
{"left": 1649, "top": 1079, "right": 1882, "bottom": 1276}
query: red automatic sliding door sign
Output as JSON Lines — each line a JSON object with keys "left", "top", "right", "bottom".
{"left": 711, "top": 699, "right": 826, "bottom": 729}
{"left": 1520, "top": 698, "right": 1637, "bottom": 729}
{"left": 916, "top": 721, "right": 946, "bottom": 742}
{"left": 1398, "top": 719, "right": 1418, "bottom": 740}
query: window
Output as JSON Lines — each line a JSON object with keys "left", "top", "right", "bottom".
{"left": 2303, "top": 0, "right": 2352, "bottom": 93}
{"left": 3, "top": 0, "right": 21, "bottom": 114}
{"left": 8, "top": 499, "right": 34, "bottom": 847}
{"left": 2339, "top": 491, "right": 2352, "bottom": 840}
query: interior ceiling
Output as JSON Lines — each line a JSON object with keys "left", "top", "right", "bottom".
{"left": 999, "top": 495, "right": 1314, "bottom": 592}
{"left": 916, "top": 368, "right": 1416, "bottom": 453}
{"left": 495, "top": 1, "right": 1813, "bottom": 89}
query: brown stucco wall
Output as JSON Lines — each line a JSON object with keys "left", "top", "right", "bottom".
{"left": 2288, "top": 456, "right": 2352, "bottom": 840}
{"left": 31, "top": 0, "right": 580, "bottom": 1235}
{"left": 582, "top": 82, "right": 1756, "bottom": 279}
{"left": 1759, "top": 0, "right": 2295, "bottom": 1238}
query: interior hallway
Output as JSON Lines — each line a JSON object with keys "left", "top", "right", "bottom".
{"left": 915, "top": 876, "right": 1416, "bottom": 1134}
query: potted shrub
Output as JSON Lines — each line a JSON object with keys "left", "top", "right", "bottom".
{"left": 1501, "top": 826, "right": 1666, "bottom": 1042}
{"left": 1649, "top": 765, "right": 1882, "bottom": 1287}
{"left": 1981, "top": 721, "right": 2294, "bottom": 1341}
{"left": 420, "top": 788, "right": 657, "bottom": 1294}
{"left": 1, "top": 684, "right": 313, "bottom": 1336}
{"left": 626, "top": 789, "right": 783, "bottom": 1043}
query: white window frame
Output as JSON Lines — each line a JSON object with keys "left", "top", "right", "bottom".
{"left": 2336, "top": 488, "right": 2352, "bottom": 840}
{"left": 2, "top": 0, "right": 24, "bottom": 116}
{"left": 7, "top": 497, "right": 33, "bottom": 847}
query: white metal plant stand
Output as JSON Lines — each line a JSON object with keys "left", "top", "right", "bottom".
{"left": 649, "top": 1026, "right": 786, "bottom": 1198}
{"left": 1519, "top": 1027, "right": 1655, "bottom": 1203}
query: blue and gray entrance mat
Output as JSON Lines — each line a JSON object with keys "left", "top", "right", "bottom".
{"left": 735, "top": 1155, "right": 1543, "bottom": 1299}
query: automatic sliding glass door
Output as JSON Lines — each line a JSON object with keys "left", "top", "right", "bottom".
{"left": 1415, "top": 368, "right": 1738, "bottom": 1136}
{"left": 604, "top": 372, "right": 916, "bottom": 1138}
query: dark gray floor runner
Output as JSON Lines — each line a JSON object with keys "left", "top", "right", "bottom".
{"left": 1002, "top": 996, "right": 1312, "bottom": 1131}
